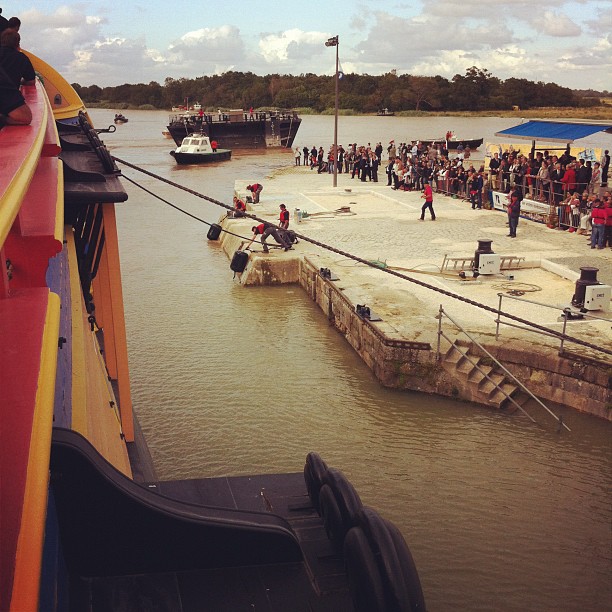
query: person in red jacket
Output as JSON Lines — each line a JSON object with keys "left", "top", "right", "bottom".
{"left": 604, "top": 197, "right": 612, "bottom": 247}
{"left": 279, "top": 204, "right": 289, "bottom": 229}
{"left": 245, "top": 222, "right": 292, "bottom": 253}
{"left": 246, "top": 183, "right": 263, "bottom": 203}
{"left": 561, "top": 161, "right": 577, "bottom": 196}
{"left": 589, "top": 199, "right": 607, "bottom": 249}
{"left": 232, "top": 196, "right": 246, "bottom": 217}
{"left": 419, "top": 181, "right": 436, "bottom": 220}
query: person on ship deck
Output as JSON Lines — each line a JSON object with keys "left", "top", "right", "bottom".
{"left": 0, "top": 63, "right": 31, "bottom": 126}
{"left": 0, "top": 29, "right": 35, "bottom": 87}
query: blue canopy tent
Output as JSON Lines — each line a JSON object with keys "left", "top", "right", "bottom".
{"left": 495, "top": 120, "right": 612, "bottom": 143}
{"left": 495, "top": 120, "right": 612, "bottom": 159}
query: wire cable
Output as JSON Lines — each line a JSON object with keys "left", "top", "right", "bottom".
{"left": 112, "top": 156, "right": 612, "bottom": 358}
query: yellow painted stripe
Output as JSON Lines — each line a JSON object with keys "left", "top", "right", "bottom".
{"left": 66, "top": 230, "right": 88, "bottom": 436}
{"left": 23, "top": 50, "right": 87, "bottom": 121}
{"left": 0, "top": 82, "right": 48, "bottom": 248}
{"left": 102, "top": 205, "right": 134, "bottom": 442}
{"left": 10, "top": 291, "right": 60, "bottom": 612}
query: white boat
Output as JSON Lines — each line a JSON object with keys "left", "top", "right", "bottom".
{"left": 169, "top": 134, "right": 231, "bottom": 164}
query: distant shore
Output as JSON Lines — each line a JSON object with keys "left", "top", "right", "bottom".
{"left": 87, "top": 102, "right": 612, "bottom": 121}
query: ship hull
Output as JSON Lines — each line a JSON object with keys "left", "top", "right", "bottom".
{"left": 170, "top": 149, "right": 232, "bottom": 164}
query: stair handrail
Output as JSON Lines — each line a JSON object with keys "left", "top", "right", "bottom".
{"left": 437, "top": 305, "right": 571, "bottom": 432}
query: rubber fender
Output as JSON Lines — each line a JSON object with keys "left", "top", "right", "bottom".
{"left": 207, "top": 224, "right": 222, "bottom": 240}
{"left": 230, "top": 250, "right": 249, "bottom": 273}
{"left": 303, "top": 452, "right": 328, "bottom": 513}
{"left": 318, "top": 484, "right": 344, "bottom": 551}
{"left": 383, "top": 518, "right": 426, "bottom": 612}
{"left": 358, "top": 507, "right": 413, "bottom": 612}
{"left": 323, "top": 468, "right": 363, "bottom": 536}
{"left": 343, "top": 526, "right": 387, "bottom": 612}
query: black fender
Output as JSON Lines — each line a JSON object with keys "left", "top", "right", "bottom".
{"left": 318, "top": 484, "right": 344, "bottom": 550}
{"left": 323, "top": 467, "right": 363, "bottom": 536}
{"left": 343, "top": 526, "right": 387, "bottom": 612}
{"left": 303, "top": 452, "right": 328, "bottom": 512}
{"left": 358, "top": 506, "right": 414, "bottom": 612}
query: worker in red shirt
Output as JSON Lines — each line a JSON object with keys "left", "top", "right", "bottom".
{"left": 246, "top": 183, "right": 263, "bottom": 203}
{"left": 245, "top": 223, "right": 292, "bottom": 253}
{"left": 232, "top": 196, "right": 246, "bottom": 218}
{"left": 279, "top": 204, "right": 289, "bottom": 229}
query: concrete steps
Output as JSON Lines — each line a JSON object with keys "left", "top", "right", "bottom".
{"left": 442, "top": 340, "right": 530, "bottom": 411}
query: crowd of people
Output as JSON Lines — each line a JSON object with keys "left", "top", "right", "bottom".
{"left": 293, "top": 139, "right": 611, "bottom": 245}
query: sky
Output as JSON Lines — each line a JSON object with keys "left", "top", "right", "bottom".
{"left": 7, "top": 1, "right": 612, "bottom": 91}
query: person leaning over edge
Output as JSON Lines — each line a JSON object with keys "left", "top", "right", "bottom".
{"left": 246, "top": 183, "right": 263, "bottom": 203}
{"left": 244, "top": 222, "right": 292, "bottom": 253}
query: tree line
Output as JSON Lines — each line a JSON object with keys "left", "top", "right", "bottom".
{"left": 72, "top": 66, "right": 607, "bottom": 113}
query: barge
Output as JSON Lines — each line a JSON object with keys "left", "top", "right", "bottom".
{"left": 167, "top": 108, "right": 301, "bottom": 149}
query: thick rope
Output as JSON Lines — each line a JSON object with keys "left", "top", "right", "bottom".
{"left": 112, "top": 156, "right": 612, "bottom": 358}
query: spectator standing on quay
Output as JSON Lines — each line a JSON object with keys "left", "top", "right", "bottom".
{"left": 601, "top": 150, "right": 610, "bottom": 186}
{"left": 303, "top": 145, "right": 309, "bottom": 166}
{"left": 589, "top": 162, "right": 601, "bottom": 195}
{"left": 507, "top": 187, "right": 522, "bottom": 238}
{"left": 488, "top": 152, "right": 500, "bottom": 191}
{"left": 420, "top": 181, "right": 436, "bottom": 221}
{"left": 294, "top": 146, "right": 301, "bottom": 166}
{"left": 590, "top": 199, "right": 607, "bottom": 249}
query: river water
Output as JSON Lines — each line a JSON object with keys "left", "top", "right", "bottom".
{"left": 95, "top": 110, "right": 611, "bottom": 612}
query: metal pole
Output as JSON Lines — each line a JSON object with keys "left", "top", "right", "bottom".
{"left": 333, "top": 39, "right": 339, "bottom": 188}
{"left": 326, "top": 35, "right": 340, "bottom": 188}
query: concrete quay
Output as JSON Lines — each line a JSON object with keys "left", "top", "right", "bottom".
{"left": 217, "top": 164, "right": 612, "bottom": 422}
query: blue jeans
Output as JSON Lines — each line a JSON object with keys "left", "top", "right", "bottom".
{"left": 508, "top": 215, "right": 519, "bottom": 236}
{"left": 591, "top": 223, "right": 605, "bottom": 248}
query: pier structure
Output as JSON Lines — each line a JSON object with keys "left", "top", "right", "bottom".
{"left": 216, "top": 165, "right": 611, "bottom": 421}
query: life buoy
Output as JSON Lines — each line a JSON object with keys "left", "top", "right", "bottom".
{"left": 318, "top": 484, "right": 344, "bottom": 550}
{"left": 303, "top": 452, "right": 328, "bottom": 512}
{"left": 358, "top": 506, "right": 422, "bottom": 612}
{"left": 343, "top": 526, "right": 387, "bottom": 612}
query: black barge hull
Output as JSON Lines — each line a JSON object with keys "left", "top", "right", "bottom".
{"left": 167, "top": 111, "right": 302, "bottom": 149}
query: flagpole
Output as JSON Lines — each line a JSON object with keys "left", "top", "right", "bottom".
{"left": 326, "top": 35, "right": 339, "bottom": 188}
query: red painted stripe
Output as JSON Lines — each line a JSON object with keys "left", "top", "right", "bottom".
{"left": 0, "top": 288, "right": 48, "bottom": 609}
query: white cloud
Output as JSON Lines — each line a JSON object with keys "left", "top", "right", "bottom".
{"left": 17, "top": 2, "right": 612, "bottom": 89}
{"left": 536, "top": 11, "right": 582, "bottom": 36}
{"left": 258, "top": 29, "right": 329, "bottom": 63}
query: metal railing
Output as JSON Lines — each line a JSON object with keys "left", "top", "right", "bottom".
{"left": 495, "top": 292, "right": 612, "bottom": 360}
{"left": 436, "top": 305, "right": 571, "bottom": 431}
